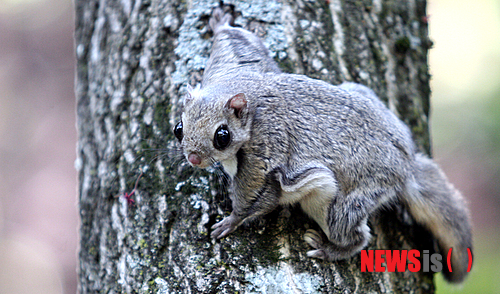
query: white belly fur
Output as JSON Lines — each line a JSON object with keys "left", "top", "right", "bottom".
{"left": 221, "top": 156, "right": 238, "bottom": 178}
{"left": 279, "top": 172, "right": 337, "bottom": 236}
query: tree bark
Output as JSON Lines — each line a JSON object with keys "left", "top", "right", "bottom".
{"left": 76, "top": 0, "right": 434, "bottom": 293}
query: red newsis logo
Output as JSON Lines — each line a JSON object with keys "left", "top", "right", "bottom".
{"left": 360, "top": 249, "right": 473, "bottom": 273}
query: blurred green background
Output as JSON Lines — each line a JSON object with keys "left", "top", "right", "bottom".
{"left": 430, "top": 0, "right": 500, "bottom": 292}
{"left": 0, "top": 0, "right": 498, "bottom": 293}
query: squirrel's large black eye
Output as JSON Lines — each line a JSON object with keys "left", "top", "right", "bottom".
{"left": 214, "top": 125, "right": 231, "bottom": 150}
{"left": 174, "top": 121, "right": 183, "bottom": 141}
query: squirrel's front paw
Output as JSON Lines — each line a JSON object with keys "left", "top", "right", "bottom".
{"left": 211, "top": 213, "right": 242, "bottom": 239}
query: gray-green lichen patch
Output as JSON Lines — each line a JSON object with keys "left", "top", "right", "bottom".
{"left": 225, "top": 0, "right": 288, "bottom": 58}
{"left": 245, "top": 265, "right": 324, "bottom": 293}
{"left": 231, "top": 0, "right": 281, "bottom": 23}
{"left": 263, "top": 24, "right": 288, "bottom": 60}
{"left": 154, "top": 277, "right": 170, "bottom": 293}
{"left": 171, "top": 0, "right": 219, "bottom": 87}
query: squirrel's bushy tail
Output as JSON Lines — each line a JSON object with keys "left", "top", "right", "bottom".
{"left": 404, "top": 153, "right": 473, "bottom": 283}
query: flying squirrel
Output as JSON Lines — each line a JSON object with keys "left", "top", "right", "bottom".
{"left": 174, "top": 7, "right": 472, "bottom": 283}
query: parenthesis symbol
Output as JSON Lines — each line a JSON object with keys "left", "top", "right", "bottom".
{"left": 447, "top": 248, "right": 453, "bottom": 273}
{"left": 467, "top": 248, "right": 473, "bottom": 272}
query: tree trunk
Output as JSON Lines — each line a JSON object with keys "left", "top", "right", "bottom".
{"left": 76, "top": 0, "right": 434, "bottom": 293}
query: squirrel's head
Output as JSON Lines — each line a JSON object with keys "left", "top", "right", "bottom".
{"left": 174, "top": 85, "right": 251, "bottom": 170}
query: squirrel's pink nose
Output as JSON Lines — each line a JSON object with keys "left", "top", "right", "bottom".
{"left": 188, "top": 153, "right": 202, "bottom": 165}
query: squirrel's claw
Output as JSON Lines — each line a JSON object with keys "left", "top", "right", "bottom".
{"left": 211, "top": 213, "right": 241, "bottom": 239}
{"left": 304, "top": 229, "right": 328, "bottom": 260}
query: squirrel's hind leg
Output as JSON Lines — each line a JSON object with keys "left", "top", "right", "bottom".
{"left": 303, "top": 229, "right": 367, "bottom": 260}
{"left": 304, "top": 186, "right": 392, "bottom": 261}
{"left": 303, "top": 221, "right": 370, "bottom": 261}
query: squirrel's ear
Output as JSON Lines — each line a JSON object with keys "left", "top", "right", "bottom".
{"left": 225, "top": 93, "right": 247, "bottom": 118}
{"left": 184, "top": 84, "right": 195, "bottom": 106}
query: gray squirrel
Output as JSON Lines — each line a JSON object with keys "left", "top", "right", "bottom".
{"left": 174, "top": 8, "right": 472, "bottom": 283}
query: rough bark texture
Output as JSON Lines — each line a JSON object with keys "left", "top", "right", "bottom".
{"left": 76, "top": 0, "right": 434, "bottom": 293}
